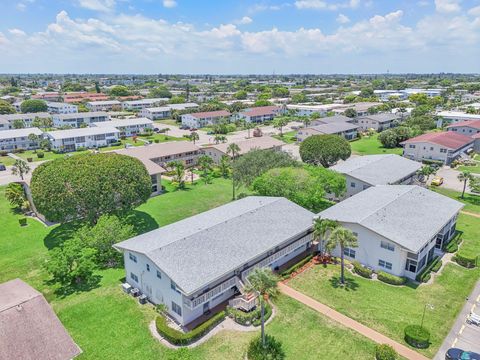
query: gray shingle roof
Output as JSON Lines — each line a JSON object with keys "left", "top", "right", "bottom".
{"left": 308, "top": 122, "right": 359, "bottom": 134}
{"left": 318, "top": 185, "right": 464, "bottom": 252}
{"left": 331, "top": 154, "right": 422, "bottom": 185}
{"left": 311, "top": 115, "right": 352, "bottom": 125}
{"left": 115, "top": 196, "right": 314, "bottom": 295}
{"left": 357, "top": 113, "right": 399, "bottom": 123}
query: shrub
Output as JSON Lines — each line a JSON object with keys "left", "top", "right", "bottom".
{"left": 416, "top": 256, "right": 440, "bottom": 282}
{"left": 26, "top": 157, "right": 33, "bottom": 162}
{"left": 454, "top": 253, "right": 478, "bottom": 268}
{"left": 404, "top": 325, "right": 430, "bottom": 348}
{"left": 375, "top": 344, "right": 397, "bottom": 360}
{"left": 279, "top": 255, "right": 313, "bottom": 279}
{"left": 247, "top": 334, "right": 285, "bottom": 360}
{"left": 155, "top": 311, "right": 225, "bottom": 345}
{"left": 0, "top": 150, "right": 8, "bottom": 156}
{"left": 431, "top": 260, "right": 442, "bottom": 272}
{"left": 252, "top": 303, "right": 273, "bottom": 327}
{"left": 18, "top": 218, "right": 27, "bottom": 226}
{"left": 154, "top": 139, "right": 160, "bottom": 143}
{"left": 444, "top": 232, "right": 461, "bottom": 253}
{"left": 36, "top": 151, "right": 44, "bottom": 159}
{"left": 422, "top": 159, "right": 443, "bottom": 167}
{"left": 353, "top": 261, "right": 373, "bottom": 279}
{"left": 226, "top": 302, "right": 272, "bottom": 327}
{"left": 377, "top": 271, "right": 406, "bottom": 286}
{"left": 76, "top": 146, "right": 87, "bottom": 152}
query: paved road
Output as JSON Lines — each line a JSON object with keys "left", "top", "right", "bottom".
{"left": 434, "top": 279, "right": 480, "bottom": 359}
{"left": 0, "top": 161, "right": 45, "bottom": 186}
{"left": 279, "top": 282, "right": 430, "bottom": 360}
{"left": 433, "top": 166, "right": 479, "bottom": 193}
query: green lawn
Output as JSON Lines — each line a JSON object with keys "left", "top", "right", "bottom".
{"left": 456, "top": 214, "right": 480, "bottom": 260}
{"left": 154, "top": 119, "right": 178, "bottom": 126}
{"left": 458, "top": 163, "right": 480, "bottom": 174}
{"left": 429, "top": 187, "right": 480, "bottom": 215}
{"left": 273, "top": 130, "right": 297, "bottom": 144}
{"left": 0, "top": 179, "right": 385, "bottom": 359}
{"left": 350, "top": 134, "right": 403, "bottom": 156}
{"left": 289, "top": 258, "right": 480, "bottom": 357}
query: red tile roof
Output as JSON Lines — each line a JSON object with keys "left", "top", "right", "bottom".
{"left": 472, "top": 133, "right": 480, "bottom": 139}
{"left": 446, "top": 120, "right": 480, "bottom": 130}
{"left": 402, "top": 132, "right": 473, "bottom": 150}
{"left": 241, "top": 106, "right": 280, "bottom": 117}
{"left": 190, "top": 110, "right": 231, "bottom": 119}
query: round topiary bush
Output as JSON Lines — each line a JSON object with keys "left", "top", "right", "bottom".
{"left": 404, "top": 325, "right": 430, "bottom": 348}
{"left": 375, "top": 344, "right": 397, "bottom": 360}
{"left": 247, "top": 334, "right": 285, "bottom": 360}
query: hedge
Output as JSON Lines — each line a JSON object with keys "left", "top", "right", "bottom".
{"left": 375, "top": 344, "right": 397, "bottom": 360}
{"left": 443, "top": 233, "right": 461, "bottom": 253}
{"left": 422, "top": 159, "right": 443, "bottom": 167}
{"left": 227, "top": 302, "right": 273, "bottom": 327}
{"left": 155, "top": 310, "right": 225, "bottom": 345}
{"left": 404, "top": 325, "right": 430, "bottom": 348}
{"left": 416, "top": 256, "right": 441, "bottom": 283}
{"left": 377, "top": 271, "right": 406, "bottom": 286}
{"left": 454, "top": 253, "right": 478, "bottom": 268}
{"left": 252, "top": 303, "right": 273, "bottom": 327}
{"left": 353, "top": 261, "right": 373, "bottom": 279}
{"left": 279, "top": 255, "right": 313, "bottom": 280}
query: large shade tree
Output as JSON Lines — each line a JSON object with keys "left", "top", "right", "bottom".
{"left": 299, "top": 134, "right": 351, "bottom": 167}
{"left": 31, "top": 153, "right": 151, "bottom": 223}
{"left": 20, "top": 99, "right": 48, "bottom": 113}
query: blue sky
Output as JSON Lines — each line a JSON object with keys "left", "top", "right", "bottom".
{"left": 1, "top": 0, "right": 480, "bottom": 74}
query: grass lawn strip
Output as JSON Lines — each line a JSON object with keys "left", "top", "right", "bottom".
{"left": 350, "top": 133, "right": 403, "bottom": 156}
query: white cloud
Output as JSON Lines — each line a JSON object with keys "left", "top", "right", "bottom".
{"left": 163, "top": 0, "right": 177, "bottom": 8}
{"left": 236, "top": 16, "right": 253, "bottom": 25}
{"left": 8, "top": 29, "right": 26, "bottom": 36}
{"left": 16, "top": 3, "right": 27, "bottom": 11}
{"left": 336, "top": 13, "right": 350, "bottom": 24}
{"left": 295, "top": 0, "right": 360, "bottom": 11}
{"left": 434, "top": 0, "right": 461, "bottom": 13}
{"left": 468, "top": 6, "right": 480, "bottom": 17}
{"left": 77, "top": 0, "right": 116, "bottom": 12}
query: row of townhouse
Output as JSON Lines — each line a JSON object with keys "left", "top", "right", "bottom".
{"left": 0, "top": 113, "right": 51, "bottom": 130}
{"left": 114, "top": 181, "right": 462, "bottom": 328}
{"left": 436, "top": 111, "right": 480, "bottom": 127}
{"left": 286, "top": 102, "right": 382, "bottom": 118}
{"left": 52, "top": 112, "right": 110, "bottom": 128}
{"left": 0, "top": 128, "right": 43, "bottom": 151}
{"left": 140, "top": 103, "right": 199, "bottom": 120}
{"left": 181, "top": 106, "right": 282, "bottom": 128}
{"left": 46, "top": 102, "right": 78, "bottom": 114}
{"left": 121, "top": 98, "right": 169, "bottom": 111}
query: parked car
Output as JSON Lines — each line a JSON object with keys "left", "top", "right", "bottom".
{"left": 431, "top": 176, "right": 444, "bottom": 186}
{"left": 0, "top": 163, "right": 6, "bottom": 171}
{"left": 153, "top": 127, "right": 161, "bottom": 133}
{"left": 446, "top": 348, "right": 480, "bottom": 360}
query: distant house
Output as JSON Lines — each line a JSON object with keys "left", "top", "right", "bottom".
{"left": 139, "top": 103, "right": 199, "bottom": 120}
{"left": 356, "top": 113, "right": 401, "bottom": 131}
{"left": 0, "top": 113, "right": 51, "bottom": 130}
{"left": 401, "top": 132, "right": 474, "bottom": 164}
{"left": 318, "top": 185, "right": 463, "bottom": 280}
{"left": 0, "top": 127, "right": 43, "bottom": 151}
{"left": 114, "top": 196, "right": 314, "bottom": 327}
{"left": 203, "top": 136, "right": 284, "bottom": 163}
{"left": 115, "top": 142, "right": 203, "bottom": 195}
{"left": 46, "top": 102, "right": 78, "bottom": 114}
{"left": 310, "top": 115, "right": 354, "bottom": 125}
{"left": 446, "top": 120, "right": 480, "bottom": 137}
{"left": 63, "top": 92, "right": 109, "bottom": 103}
{"left": 46, "top": 127, "right": 120, "bottom": 152}
{"left": 92, "top": 117, "right": 154, "bottom": 137}
{"left": 52, "top": 112, "right": 110, "bottom": 128}
{"left": 437, "top": 111, "right": 480, "bottom": 126}
{"left": 237, "top": 106, "right": 281, "bottom": 123}
{"left": 121, "top": 98, "right": 169, "bottom": 111}
{"left": 181, "top": 110, "right": 231, "bottom": 128}
{"left": 0, "top": 278, "right": 81, "bottom": 360}
{"left": 86, "top": 100, "right": 122, "bottom": 112}
{"left": 286, "top": 104, "right": 345, "bottom": 117}
{"left": 31, "top": 91, "right": 62, "bottom": 101}
{"left": 331, "top": 154, "right": 422, "bottom": 197}
{"left": 297, "top": 122, "right": 359, "bottom": 141}
{"left": 334, "top": 102, "right": 382, "bottom": 117}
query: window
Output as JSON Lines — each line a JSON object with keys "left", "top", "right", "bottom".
{"left": 171, "top": 280, "right": 181, "bottom": 294}
{"left": 130, "top": 272, "right": 138, "bottom": 282}
{"left": 343, "top": 248, "right": 356, "bottom": 258}
{"left": 129, "top": 253, "right": 137, "bottom": 263}
{"left": 378, "top": 259, "right": 392, "bottom": 270}
{"left": 409, "top": 144, "right": 416, "bottom": 149}
{"left": 350, "top": 182, "right": 356, "bottom": 188}
{"left": 157, "top": 270, "right": 162, "bottom": 279}
{"left": 380, "top": 241, "right": 395, "bottom": 252}
{"left": 146, "top": 264, "right": 150, "bottom": 272}
{"left": 405, "top": 259, "right": 417, "bottom": 273}
{"left": 430, "top": 147, "right": 434, "bottom": 151}
{"left": 440, "top": 148, "right": 447, "bottom": 153}
{"left": 171, "top": 301, "right": 182, "bottom": 316}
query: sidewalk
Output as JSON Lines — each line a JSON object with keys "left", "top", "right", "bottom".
{"left": 279, "top": 282, "right": 430, "bottom": 360}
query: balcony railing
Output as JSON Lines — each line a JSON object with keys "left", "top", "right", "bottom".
{"left": 184, "top": 276, "right": 237, "bottom": 309}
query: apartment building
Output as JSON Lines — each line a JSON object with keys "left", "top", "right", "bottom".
{"left": 181, "top": 110, "right": 231, "bottom": 128}
{"left": 86, "top": 100, "right": 122, "bottom": 112}
{"left": 121, "top": 98, "right": 169, "bottom": 111}
{"left": 93, "top": 118, "right": 154, "bottom": 137}
{"left": 46, "top": 127, "right": 120, "bottom": 152}
{"left": 52, "top": 112, "right": 110, "bottom": 128}
{"left": 46, "top": 102, "right": 78, "bottom": 114}
{"left": 0, "top": 113, "right": 51, "bottom": 130}
{"left": 0, "top": 127, "right": 43, "bottom": 151}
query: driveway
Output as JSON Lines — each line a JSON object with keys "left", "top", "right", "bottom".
{"left": 433, "top": 167, "right": 479, "bottom": 193}
{"left": 0, "top": 161, "right": 45, "bottom": 186}
{"left": 434, "top": 280, "right": 480, "bottom": 359}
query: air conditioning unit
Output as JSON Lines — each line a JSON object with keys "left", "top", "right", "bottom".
{"left": 122, "top": 283, "right": 132, "bottom": 294}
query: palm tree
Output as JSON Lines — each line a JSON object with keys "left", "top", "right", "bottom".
{"left": 245, "top": 122, "right": 255, "bottom": 138}
{"left": 214, "top": 134, "right": 226, "bottom": 144}
{"left": 312, "top": 217, "right": 339, "bottom": 257}
{"left": 11, "top": 159, "right": 30, "bottom": 181}
{"left": 324, "top": 226, "right": 358, "bottom": 285}
{"left": 245, "top": 267, "right": 278, "bottom": 348}
{"left": 219, "top": 155, "right": 231, "bottom": 178}
{"left": 227, "top": 143, "right": 241, "bottom": 200}
{"left": 5, "top": 182, "right": 25, "bottom": 209}
{"left": 166, "top": 160, "right": 185, "bottom": 189}
{"left": 272, "top": 116, "right": 289, "bottom": 137}
{"left": 28, "top": 133, "right": 40, "bottom": 152}
{"left": 198, "top": 155, "right": 214, "bottom": 184}
{"left": 302, "top": 116, "right": 312, "bottom": 128}
{"left": 458, "top": 170, "right": 473, "bottom": 199}
{"left": 189, "top": 131, "right": 199, "bottom": 145}
{"left": 417, "top": 165, "right": 437, "bottom": 183}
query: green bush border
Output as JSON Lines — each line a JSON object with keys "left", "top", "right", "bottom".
{"left": 404, "top": 325, "right": 430, "bottom": 349}
{"left": 416, "top": 256, "right": 441, "bottom": 283}
{"left": 226, "top": 302, "right": 273, "bottom": 327}
{"left": 377, "top": 271, "right": 406, "bottom": 286}
{"left": 352, "top": 261, "right": 373, "bottom": 279}
{"left": 443, "top": 232, "right": 462, "bottom": 253}
{"left": 453, "top": 253, "right": 478, "bottom": 268}
{"left": 279, "top": 255, "right": 313, "bottom": 280}
{"left": 375, "top": 344, "right": 398, "bottom": 360}
{"left": 155, "top": 310, "right": 225, "bottom": 345}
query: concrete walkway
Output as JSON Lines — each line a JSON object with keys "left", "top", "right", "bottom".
{"left": 434, "top": 280, "right": 480, "bottom": 359}
{"left": 279, "top": 282, "right": 430, "bottom": 360}
{"left": 461, "top": 210, "right": 480, "bottom": 219}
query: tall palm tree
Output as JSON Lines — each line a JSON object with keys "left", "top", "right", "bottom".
{"left": 458, "top": 170, "right": 473, "bottom": 199}
{"left": 245, "top": 122, "right": 255, "bottom": 138}
{"left": 227, "top": 143, "right": 241, "bottom": 200}
{"left": 189, "top": 131, "right": 199, "bottom": 145}
{"left": 28, "top": 133, "right": 40, "bottom": 152}
{"left": 198, "top": 155, "right": 214, "bottom": 184}
{"left": 166, "top": 160, "right": 185, "bottom": 189}
{"left": 11, "top": 159, "right": 30, "bottom": 181}
{"left": 219, "top": 155, "right": 231, "bottom": 178}
{"left": 325, "top": 226, "right": 358, "bottom": 285}
{"left": 313, "top": 217, "right": 339, "bottom": 257}
{"left": 417, "top": 165, "right": 437, "bottom": 184}
{"left": 245, "top": 267, "right": 278, "bottom": 348}
{"left": 272, "top": 116, "right": 289, "bottom": 137}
